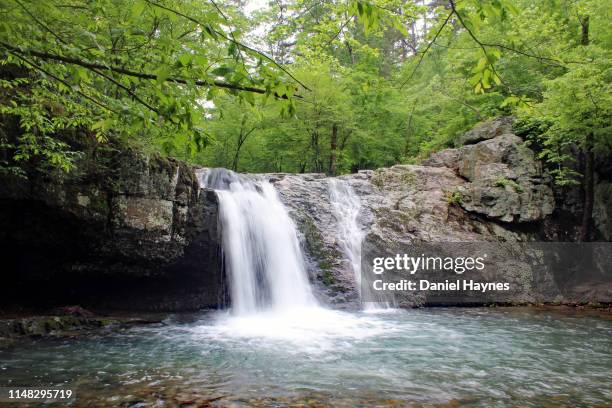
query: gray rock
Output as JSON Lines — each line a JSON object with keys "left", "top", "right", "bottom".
{"left": 454, "top": 116, "right": 514, "bottom": 146}
{"left": 426, "top": 130, "right": 554, "bottom": 223}
{"left": 1, "top": 117, "right": 606, "bottom": 311}
{"left": 594, "top": 180, "right": 612, "bottom": 240}
{"left": 271, "top": 119, "right": 609, "bottom": 306}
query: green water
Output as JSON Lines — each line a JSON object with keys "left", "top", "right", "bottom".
{"left": 1, "top": 307, "right": 610, "bottom": 407}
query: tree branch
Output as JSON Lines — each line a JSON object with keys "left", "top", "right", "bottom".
{"left": 399, "top": 10, "right": 453, "bottom": 89}
{"left": 88, "top": 67, "right": 160, "bottom": 114}
{"left": 13, "top": 0, "right": 67, "bottom": 45}
{"left": 144, "top": 0, "right": 310, "bottom": 91}
{"left": 208, "top": 0, "right": 253, "bottom": 82}
{"left": 0, "top": 42, "right": 294, "bottom": 98}
{"left": 6, "top": 49, "right": 118, "bottom": 114}
{"left": 326, "top": 16, "right": 354, "bottom": 46}
{"left": 448, "top": 0, "right": 506, "bottom": 88}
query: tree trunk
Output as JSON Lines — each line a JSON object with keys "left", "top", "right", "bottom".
{"left": 232, "top": 122, "right": 255, "bottom": 171}
{"left": 329, "top": 123, "right": 338, "bottom": 175}
{"left": 578, "top": 15, "right": 593, "bottom": 241}
{"left": 580, "top": 133, "right": 594, "bottom": 241}
{"left": 580, "top": 15, "right": 590, "bottom": 46}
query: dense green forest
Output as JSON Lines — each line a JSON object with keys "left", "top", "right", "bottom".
{"left": 1, "top": 0, "right": 610, "bottom": 178}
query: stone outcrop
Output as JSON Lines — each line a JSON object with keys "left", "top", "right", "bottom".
{"left": 454, "top": 116, "right": 514, "bottom": 146}
{"left": 0, "top": 149, "right": 222, "bottom": 311}
{"left": 272, "top": 118, "right": 610, "bottom": 307}
{"left": 1, "top": 117, "right": 608, "bottom": 311}
{"left": 424, "top": 119, "right": 554, "bottom": 222}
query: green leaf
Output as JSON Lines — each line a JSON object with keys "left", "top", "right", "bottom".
{"left": 471, "top": 57, "right": 488, "bottom": 73}
{"left": 211, "top": 66, "right": 234, "bottom": 77}
{"left": 156, "top": 65, "right": 171, "bottom": 85}
{"left": 178, "top": 53, "right": 192, "bottom": 67}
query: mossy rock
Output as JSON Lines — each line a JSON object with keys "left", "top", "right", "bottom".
{"left": 371, "top": 168, "right": 417, "bottom": 189}
{"left": 297, "top": 213, "right": 337, "bottom": 286}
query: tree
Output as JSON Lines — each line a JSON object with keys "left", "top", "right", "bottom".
{"left": 0, "top": 0, "right": 302, "bottom": 173}
{"left": 517, "top": 0, "right": 611, "bottom": 241}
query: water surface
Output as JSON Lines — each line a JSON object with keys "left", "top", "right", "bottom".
{"left": 1, "top": 307, "right": 610, "bottom": 407}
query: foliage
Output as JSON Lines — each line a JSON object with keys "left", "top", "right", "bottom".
{"left": 493, "top": 176, "right": 522, "bottom": 192}
{"left": 0, "top": 0, "right": 300, "bottom": 173}
{"left": 0, "top": 0, "right": 610, "bottom": 182}
{"left": 444, "top": 190, "right": 462, "bottom": 205}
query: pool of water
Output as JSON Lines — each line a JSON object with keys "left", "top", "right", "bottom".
{"left": 1, "top": 307, "right": 610, "bottom": 407}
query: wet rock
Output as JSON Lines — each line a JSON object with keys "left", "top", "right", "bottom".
{"left": 0, "top": 314, "right": 164, "bottom": 340}
{"left": 274, "top": 119, "right": 609, "bottom": 306}
{"left": 53, "top": 305, "right": 95, "bottom": 317}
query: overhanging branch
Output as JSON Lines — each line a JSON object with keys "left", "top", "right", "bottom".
{"left": 0, "top": 42, "right": 293, "bottom": 98}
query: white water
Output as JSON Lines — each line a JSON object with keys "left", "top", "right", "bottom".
{"left": 201, "top": 168, "right": 315, "bottom": 315}
{"left": 329, "top": 179, "right": 392, "bottom": 309}
{"left": 328, "top": 179, "right": 364, "bottom": 290}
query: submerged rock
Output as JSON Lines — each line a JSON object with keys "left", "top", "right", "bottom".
{"left": 0, "top": 314, "right": 163, "bottom": 340}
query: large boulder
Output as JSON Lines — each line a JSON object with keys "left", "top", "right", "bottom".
{"left": 425, "top": 122, "right": 554, "bottom": 223}
{"left": 454, "top": 116, "right": 514, "bottom": 146}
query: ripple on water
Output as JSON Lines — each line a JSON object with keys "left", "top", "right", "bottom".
{"left": 0, "top": 308, "right": 610, "bottom": 407}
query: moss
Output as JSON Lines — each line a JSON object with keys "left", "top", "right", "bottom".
{"left": 297, "top": 214, "right": 337, "bottom": 286}
{"left": 371, "top": 171, "right": 385, "bottom": 188}
{"left": 300, "top": 215, "right": 325, "bottom": 256}
{"left": 444, "top": 190, "right": 462, "bottom": 205}
{"left": 88, "top": 190, "right": 110, "bottom": 215}
{"left": 321, "top": 268, "right": 335, "bottom": 286}
{"left": 150, "top": 154, "right": 176, "bottom": 178}
{"left": 371, "top": 168, "right": 417, "bottom": 189}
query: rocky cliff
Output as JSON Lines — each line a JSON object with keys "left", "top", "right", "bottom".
{"left": 272, "top": 118, "right": 611, "bottom": 306}
{"left": 1, "top": 118, "right": 609, "bottom": 311}
{"left": 0, "top": 149, "right": 222, "bottom": 311}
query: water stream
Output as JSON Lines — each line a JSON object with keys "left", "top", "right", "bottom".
{"left": 329, "top": 178, "right": 392, "bottom": 309}
{"left": 328, "top": 179, "right": 364, "bottom": 290}
{"left": 1, "top": 309, "right": 610, "bottom": 407}
{"left": 202, "top": 168, "right": 315, "bottom": 314}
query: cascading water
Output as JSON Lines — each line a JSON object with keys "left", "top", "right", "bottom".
{"left": 328, "top": 179, "right": 364, "bottom": 291}
{"left": 197, "top": 168, "right": 391, "bottom": 344}
{"left": 201, "top": 168, "right": 316, "bottom": 315}
{"left": 329, "top": 179, "right": 392, "bottom": 309}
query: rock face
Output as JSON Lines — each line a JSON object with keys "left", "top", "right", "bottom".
{"left": 594, "top": 180, "right": 612, "bottom": 241}
{"left": 0, "top": 149, "right": 222, "bottom": 311}
{"left": 0, "top": 117, "right": 608, "bottom": 311}
{"left": 424, "top": 119, "right": 554, "bottom": 223}
{"left": 272, "top": 118, "right": 610, "bottom": 307}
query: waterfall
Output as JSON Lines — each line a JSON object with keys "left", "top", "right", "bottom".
{"left": 329, "top": 179, "right": 391, "bottom": 309}
{"left": 201, "top": 168, "right": 316, "bottom": 315}
{"left": 328, "top": 179, "right": 364, "bottom": 291}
